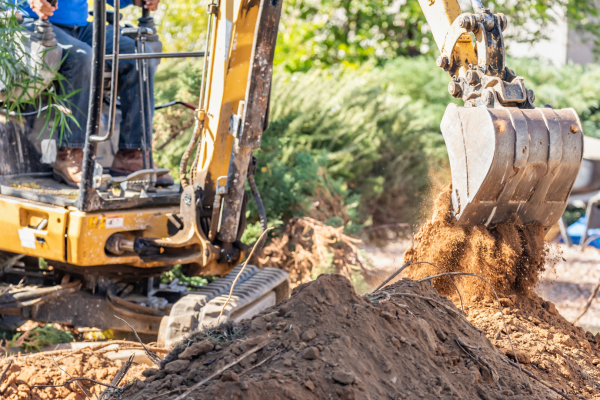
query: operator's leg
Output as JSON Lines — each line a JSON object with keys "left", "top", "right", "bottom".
{"left": 78, "top": 23, "right": 171, "bottom": 184}
{"left": 22, "top": 20, "right": 93, "bottom": 187}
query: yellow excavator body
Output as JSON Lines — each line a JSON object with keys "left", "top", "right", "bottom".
{"left": 0, "top": 194, "right": 177, "bottom": 266}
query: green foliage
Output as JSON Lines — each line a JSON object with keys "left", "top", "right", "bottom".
{"left": 507, "top": 58, "right": 600, "bottom": 138}
{"left": 118, "top": 0, "right": 208, "bottom": 52}
{"left": 249, "top": 116, "right": 324, "bottom": 221}
{"left": 1, "top": 324, "right": 74, "bottom": 353}
{"left": 275, "top": 0, "right": 600, "bottom": 71}
{"left": 0, "top": 1, "right": 78, "bottom": 140}
{"left": 160, "top": 264, "right": 212, "bottom": 287}
{"left": 564, "top": 206, "right": 586, "bottom": 226}
{"left": 21, "top": 324, "right": 73, "bottom": 351}
{"left": 152, "top": 59, "right": 203, "bottom": 178}
{"left": 265, "top": 57, "right": 451, "bottom": 226}
{"left": 275, "top": 0, "right": 429, "bottom": 71}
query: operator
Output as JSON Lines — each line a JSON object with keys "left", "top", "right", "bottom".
{"left": 18, "top": 0, "right": 170, "bottom": 187}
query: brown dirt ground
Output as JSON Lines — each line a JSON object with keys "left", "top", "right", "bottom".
{"left": 5, "top": 185, "right": 600, "bottom": 399}
{"left": 112, "top": 274, "right": 576, "bottom": 400}
{"left": 403, "top": 185, "right": 600, "bottom": 399}
{"left": 0, "top": 347, "right": 146, "bottom": 399}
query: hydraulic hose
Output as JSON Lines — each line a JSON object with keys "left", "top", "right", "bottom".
{"left": 248, "top": 156, "right": 268, "bottom": 249}
{"left": 179, "top": 118, "right": 203, "bottom": 189}
{"left": 179, "top": 5, "right": 214, "bottom": 189}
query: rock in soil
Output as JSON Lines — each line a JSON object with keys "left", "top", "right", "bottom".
{"left": 113, "top": 274, "right": 562, "bottom": 400}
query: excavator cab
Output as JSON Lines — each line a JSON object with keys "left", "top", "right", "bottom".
{"left": 0, "top": 0, "right": 289, "bottom": 345}
{"left": 418, "top": 0, "right": 584, "bottom": 227}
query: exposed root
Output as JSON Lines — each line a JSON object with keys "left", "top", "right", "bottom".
{"left": 259, "top": 217, "right": 371, "bottom": 286}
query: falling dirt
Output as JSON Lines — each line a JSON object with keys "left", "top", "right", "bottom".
{"left": 0, "top": 347, "right": 146, "bottom": 399}
{"left": 403, "top": 185, "right": 600, "bottom": 398}
{"left": 403, "top": 185, "right": 548, "bottom": 300}
{"left": 112, "top": 274, "right": 587, "bottom": 400}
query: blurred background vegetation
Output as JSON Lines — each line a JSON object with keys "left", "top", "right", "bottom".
{"left": 140, "top": 0, "right": 600, "bottom": 243}
{"left": 128, "top": 0, "right": 600, "bottom": 67}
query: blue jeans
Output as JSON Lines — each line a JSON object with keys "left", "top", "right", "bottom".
{"left": 24, "top": 20, "right": 154, "bottom": 149}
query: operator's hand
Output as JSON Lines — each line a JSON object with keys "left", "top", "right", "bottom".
{"left": 133, "top": 0, "right": 159, "bottom": 11}
{"left": 30, "top": 0, "right": 57, "bottom": 20}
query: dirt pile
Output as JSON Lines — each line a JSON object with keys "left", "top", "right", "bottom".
{"left": 403, "top": 185, "right": 547, "bottom": 300}
{"left": 467, "top": 292, "right": 600, "bottom": 398}
{"left": 404, "top": 185, "right": 600, "bottom": 398}
{"left": 0, "top": 347, "right": 146, "bottom": 399}
{"left": 114, "top": 274, "right": 564, "bottom": 400}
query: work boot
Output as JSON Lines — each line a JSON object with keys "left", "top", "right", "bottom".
{"left": 111, "top": 149, "right": 175, "bottom": 187}
{"left": 52, "top": 148, "right": 83, "bottom": 188}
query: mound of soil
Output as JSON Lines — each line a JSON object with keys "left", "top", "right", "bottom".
{"left": 0, "top": 347, "right": 146, "bottom": 399}
{"left": 404, "top": 185, "right": 600, "bottom": 398}
{"left": 115, "top": 274, "right": 563, "bottom": 400}
{"left": 467, "top": 293, "right": 600, "bottom": 398}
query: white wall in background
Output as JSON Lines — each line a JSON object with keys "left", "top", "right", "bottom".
{"left": 504, "top": 5, "right": 569, "bottom": 67}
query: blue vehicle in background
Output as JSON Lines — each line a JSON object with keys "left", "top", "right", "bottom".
{"left": 561, "top": 135, "right": 600, "bottom": 248}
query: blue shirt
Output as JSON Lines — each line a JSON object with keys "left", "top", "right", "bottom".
{"left": 16, "top": 0, "right": 134, "bottom": 27}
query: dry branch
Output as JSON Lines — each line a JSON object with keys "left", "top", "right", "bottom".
{"left": 217, "top": 227, "right": 273, "bottom": 324}
{"left": 114, "top": 316, "right": 162, "bottom": 365}
{"left": 503, "top": 358, "right": 576, "bottom": 400}
{"left": 0, "top": 359, "right": 13, "bottom": 394}
{"left": 99, "top": 354, "right": 135, "bottom": 400}
{"left": 239, "top": 349, "right": 281, "bottom": 376}
{"left": 51, "top": 356, "right": 91, "bottom": 399}
{"left": 573, "top": 276, "right": 600, "bottom": 325}
{"left": 32, "top": 377, "right": 117, "bottom": 390}
{"left": 25, "top": 340, "right": 166, "bottom": 361}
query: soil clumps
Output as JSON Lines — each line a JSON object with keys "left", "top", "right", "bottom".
{"left": 466, "top": 293, "right": 600, "bottom": 398}
{"left": 115, "top": 274, "right": 564, "bottom": 400}
{"left": 0, "top": 347, "right": 145, "bottom": 399}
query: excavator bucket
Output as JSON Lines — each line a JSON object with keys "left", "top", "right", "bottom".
{"left": 442, "top": 103, "right": 584, "bottom": 227}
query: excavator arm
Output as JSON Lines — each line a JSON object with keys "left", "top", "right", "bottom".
{"left": 418, "top": 0, "right": 478, "bottom": 79}
{"left": 419, "top": 0, "right": 519, "bottom": 106}
{"left": 126, "top": 0, "right": 283, "bottom": 276}
{"left": 417, "top": 0, "right": 584, "bottom": 227}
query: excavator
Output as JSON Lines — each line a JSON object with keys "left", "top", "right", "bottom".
{"left": 0, "top": 0, "right": 583, "bottom": 347}
{"left": 0, "top": 0, "right": 288, "bottom": 347}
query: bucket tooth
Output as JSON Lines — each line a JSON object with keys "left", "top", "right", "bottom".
{"left": 441, "top": 104, "right": 583, "bottom": 227}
